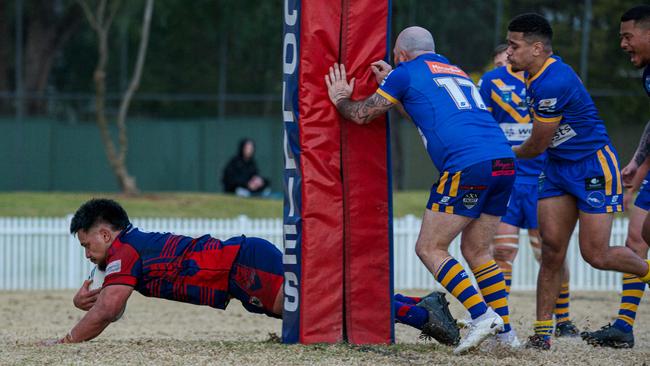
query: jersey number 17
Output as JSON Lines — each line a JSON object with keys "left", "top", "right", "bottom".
{"left": 434, "top": 76, "right": 487, "bottom": 111}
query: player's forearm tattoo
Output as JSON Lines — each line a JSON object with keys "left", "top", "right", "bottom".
{"left": 634, "top": 120, "right": 650, "bottom": 166}
{"left": 336, "top": 93, "right": 393, "bottom": 124}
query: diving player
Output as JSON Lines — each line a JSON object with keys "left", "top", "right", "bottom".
{"left": 505, "top": 13, "right": 650, "bottom": 350}
{"left": 478, "top": 44, "right": 579, "bottom": 337}
{"left": 44, "top": 199, "right": 459, "bottom": 345}
{"left": 581, "top": 4, "right": 650, "bottom": 349}
{"left": 326, "top": 26, "right": 517, "bottom": 354}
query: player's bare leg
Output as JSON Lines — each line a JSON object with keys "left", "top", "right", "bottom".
{"left": 492, "top": 222, "right": 519, "bottom": 295}
{"left": 415, "top": 210, "right": 503, "bottom": 353}
{"left": 578, "top": 212, "right": 649, "bottom": 275}
{"left": 583, "top": 199, "right": 650, "bottom": 348}
{"left": 527, "top": 195, "right": 577, "bottom": 349}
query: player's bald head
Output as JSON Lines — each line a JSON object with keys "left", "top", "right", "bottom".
{"left": 395, "top": 26, "right": 436, "bottom": 55}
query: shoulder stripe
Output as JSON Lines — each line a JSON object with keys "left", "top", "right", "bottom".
{"left": 491, "top": 79, "right": 524, "bottom": 105}
{"left": 506, "top": 65, "right": 525, "bottom": 83}
{"left": 533, "top": 112, "right": 562, "bottom": 123}
{"left": 376, "top": 88, "right": 398, "bottom": 104}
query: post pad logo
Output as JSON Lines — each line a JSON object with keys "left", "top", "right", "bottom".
{"left": 462, "top": 193, "right": 479, "bottom": 209}
{"left": 586, "top": 191, "right": 605, "bottom": 208}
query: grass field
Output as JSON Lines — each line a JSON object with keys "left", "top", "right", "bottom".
{"left": 0, "top": 191, "right": 430, "bottom": 218}
{"left": 1, "top": 290, "right": 648, "bottom": 365}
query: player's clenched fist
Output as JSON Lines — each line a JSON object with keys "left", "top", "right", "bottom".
{"left": 73, "top": 279, "right": 101, "bottom": 311}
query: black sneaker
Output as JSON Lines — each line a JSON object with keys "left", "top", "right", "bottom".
{"left": 580, "top": 324, "right": 634, "bottom": 348}
{"left": 525, "top": 334, "right": 551, "bottom": 350}
{"left": 416, "top": 292, "right": 460, "bottom": 346}
{"left": 555, "top": 320, "right": 580, "bottom": 337}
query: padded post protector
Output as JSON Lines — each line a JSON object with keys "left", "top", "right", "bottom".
{"left": 282, "top": 0, "right": 393, "bottom": 344}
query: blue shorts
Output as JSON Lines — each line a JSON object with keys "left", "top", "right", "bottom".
{"left": 501, "top": 182, "right": 539, "bottom": 229}
{"left": 228, "top": 237, "right": 284, "bottom": 318}
{"left": 634, "top": 171, "right": 650, "bottom": 211}
{"left": 427, "top": 158, "right": 516, "bottom": 218}
{"left": 539, "top": 144, "right": 624, "bottom": 213}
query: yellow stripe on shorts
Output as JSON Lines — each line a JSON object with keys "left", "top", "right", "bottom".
{"left": 596, "top": 150, "right": 613, "bottom": 195}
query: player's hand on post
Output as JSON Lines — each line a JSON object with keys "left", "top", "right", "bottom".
{"left": 621, "top": 161, "right": 639, "bottom": 188}
{"left": 325, "top": 63, "right": 355, "bottom": 106}
{"left": 73, "top": 279, "right": 101, "bottom": 311}
{"left": 370, "top": 60, "right": 392, "bottom": 84}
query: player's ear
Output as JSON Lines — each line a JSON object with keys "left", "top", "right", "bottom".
{"left": 98, "top": 226, "right": 112, "bottom": 244}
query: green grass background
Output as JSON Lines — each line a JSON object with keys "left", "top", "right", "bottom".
{"left": 0, "top": 191, "right": 429, "bottom": 218}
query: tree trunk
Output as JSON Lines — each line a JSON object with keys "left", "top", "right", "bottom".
{"left": 0, "top": 1, "right": 9, "bottom": 93}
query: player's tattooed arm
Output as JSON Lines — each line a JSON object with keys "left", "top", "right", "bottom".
{"left": 633, "top": 120, "right": 650, "bottom": 166}
{"left": 326, "top": 62, "right": 394, "bottom": 124}
{"left": 335, "top": 93, "right": 394, "bottom": 124}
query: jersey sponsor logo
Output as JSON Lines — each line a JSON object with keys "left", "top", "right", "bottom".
{"left": 587, "top": 191, "right": 605, "bottom": 208}
{"left": 462, "top": 193, "right": 479, "bottom": 209}
{"left": 497, "top": 84, "right": 515, "bottom": 103}
{"left": 439, "top": 196, "right": 451, "bottom": 204}
{"left": 611, "top": 195, "right": 620, "bottom": 205}
{"left": 105, "top": 260, "right": 122, "bottom": 276}
{"left": 500, "top": 122, "right": 532, "bottom": 142}
{"left": 425, "top": 61, "right": 468, "bottom": 78}
{"left": 492, "top": 158, "right": 515, "bottom": 176}
{"left": 538, "top": 98, "right": 557, "bottom": 112}
{"left": 585, "top": 176, "right": 605, "bottom": 191}
{"left": 459, "top": 185, "right": 487, "bottom": 191}
{"left": 549, "top": 124, "right": 577, "bottom": 148}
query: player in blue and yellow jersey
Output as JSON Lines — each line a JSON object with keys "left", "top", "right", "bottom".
{"left": 326, "top": 26, "right": 517, "bottom": 354}
{"left": 478, "top": 44, "right": 579, "bottom": 338}
{"left": 45, "top": 199, "right": 459, "bottom": 346}
{"left": 582, "top": 5, "right": 650, "bottom": 349}
{"left": 505, "top": 13, "right": 650, "bottom": 350}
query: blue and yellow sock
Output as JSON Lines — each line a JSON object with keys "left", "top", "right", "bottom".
{"left": 472, "top": 260, "right": 511, "bottom": 333}
{"left": 394, "top": 293, "right": 422, "bottom": 305}
{"left": 502, "top": 269, "right": 512, "bottom": 296}
{"left": 434, "top": 256, "right": 488, "bottom": 320}
{"left": 534, "top": 320, "right": 553, "bottom": 341}
{"left": 612, "top": 274, "right": 646, "bottom": 333}
{"left": 394, "top": 300, "right": 428, "bottom": 329}
{"left": 554, "top": 282, "right": 570, "bottom": 324}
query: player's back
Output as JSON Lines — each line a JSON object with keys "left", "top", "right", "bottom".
{"left": 526, "top": 56, "right": 610, "bottom": 161}
{"left": 109, "top": 227, "right": 243, "bottom": 309}
{"left": 379, "top": 53, "right": 513, "bottom": 172}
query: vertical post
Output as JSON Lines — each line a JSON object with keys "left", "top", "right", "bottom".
{"left": 580, "top": 0, "right": 592, "bottom": 86}
{"left": 494, "top": 0, "right": 503, "bottom": 48}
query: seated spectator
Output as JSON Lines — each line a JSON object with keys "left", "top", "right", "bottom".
{"left": 222, "top": 138, "right": 270, "bottom": 197}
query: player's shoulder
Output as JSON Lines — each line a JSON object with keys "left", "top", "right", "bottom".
{"left": 532, "top": 57, "right": 577, "bottom": 93}
{"left": 482, "top": 66, "right": 506, "bottom": 79}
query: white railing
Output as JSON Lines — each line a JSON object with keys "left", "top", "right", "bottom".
{"left": 0, "top": 215, "right": 631, "bottom": 291}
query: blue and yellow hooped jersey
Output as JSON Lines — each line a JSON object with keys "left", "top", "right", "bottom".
{"left": 479, "top": 65, "right": 545, "bottom": 183}
{"left": 377, "top": 53, "right": 513, "bottom": 172}
{"left": 525, "top": 55, "right": 610, "bottom": 161}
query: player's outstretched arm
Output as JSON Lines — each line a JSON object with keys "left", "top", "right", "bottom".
{"left": 325, "top": 63, "right": 394, "bottom": 124}
{"left": 44, "top": 284, "right": 133, "bottom": 345}
{"left": 513, "top": 119, "right": 558, "bottom": 159}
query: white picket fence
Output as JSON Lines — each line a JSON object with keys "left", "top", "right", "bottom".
{"left": 0, "top": 215, "right": 631, "bottom": 291}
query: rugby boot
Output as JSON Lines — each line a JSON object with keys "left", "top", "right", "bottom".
{"left": 581, "top": 324, "right": 634, "bottom": 348}
{"left": 525, "top": 334, "right": 551, "bottom": 350}
{"left": 554, "top": 320, "right": 580, "bottom": 337}
{"left": 416, "top": 292, "right": 460, "bottom": 346}
{"left": 453, "top": 307, "right": 503, "bottom": 355}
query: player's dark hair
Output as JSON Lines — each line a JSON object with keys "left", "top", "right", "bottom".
{"left": 70, "top": 198, "right": 130, "bottom": 234}
{"left": 493, "top": 44, "right": 508, "bottom": 58}
{"left": 508, "top": 13, "right": 553, "bottom": 47}
{"left": 621, "top": 5, "right": 650, "bottom": 27}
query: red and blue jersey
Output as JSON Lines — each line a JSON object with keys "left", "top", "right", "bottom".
{"left": 525, "top": 55, "right": 610, "bottom": 161}
{"left": 479, "top": 65, "right": 546, "bottom": 184}
{"left": 377, "top": 53, "right": 513, "bottom": 172}
{"left": 102, "top": 225, "right": 243, "bottom": 310}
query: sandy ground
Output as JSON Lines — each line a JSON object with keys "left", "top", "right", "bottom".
{"left": 1, "top": 290, "right": 649, "bottom": 365}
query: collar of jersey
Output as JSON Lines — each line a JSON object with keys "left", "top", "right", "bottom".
{"left": 506, "top": 65, "right": 525, "bottom": 83}
{"left": 526, "top": 56, "right": 557, "bottom": 86}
